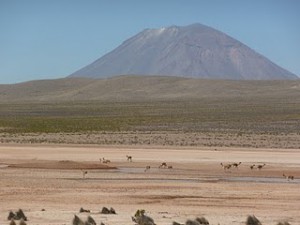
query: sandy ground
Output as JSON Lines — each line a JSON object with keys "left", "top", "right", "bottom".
{"left": 0, "top": 144, "right": 299, "bottom": 225}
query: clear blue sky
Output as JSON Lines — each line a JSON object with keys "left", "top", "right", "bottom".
{"left": 0, "top": 0, "right": 299, "bottom": 84}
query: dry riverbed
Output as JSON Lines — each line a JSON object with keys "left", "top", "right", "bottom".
{"left": 0, "top": 144, "right": 299, "bottom": 225}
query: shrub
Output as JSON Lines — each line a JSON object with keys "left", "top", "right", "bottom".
{"left": 87, "top": 216, "right": 97, "bottom": 225}
{"left": 79, "top": 207, "right": 90, "bottom": 213}
{"left": 8, "top": 211, "right": 15, "bottom": 220}
{"left": 195, "top": 217, "right": 209, "bottom": 225}
{"left": 8, "top": 209, "right": 27, "bottom": 221}
{"left": 100, "top": 207, "right": 116, "bottom": 214}
{"left": 109, "top": 207, "right": 116, "bottom": 214}
{"left": 185, "top": 219, "right": 200, "bottom": 225}
{"left": 173, "top": 222, "right": 183, "bottom": 225}
{"left": 246, "top": 215, "right": 261, "bottom": 225}
{"left": 19, "top": 218, "right": 27, "bottom": 225}
{"left": 16, "top": 209, "right": 27, "bottom": 221}
{"left": 277, "top": 222, "right": 290, "bottom": 225}
{"left": 132, "top": 209, "right": 155, "bottom": 225}
{"left": 9, "top": 219, "right": 16, "bottom": 225}
{"left": 73, "top": 215, "right": 84, "bottom": 225}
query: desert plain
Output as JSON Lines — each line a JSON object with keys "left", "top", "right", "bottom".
{"left": 1, "top": 77, "right": 300, "bottom": 225}
{"left": 0, "top": 144, "right": 299, "bottom": 225}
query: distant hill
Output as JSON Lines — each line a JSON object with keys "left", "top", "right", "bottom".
{"left": 69, "top": 24, "right": 298, "bottom": 80}
{"left": 1, "top": 76, "right": 300, "bottom": 102}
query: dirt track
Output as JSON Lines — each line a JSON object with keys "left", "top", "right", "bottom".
{"left": 0, "top": 144, "right": 299, "bottom": 225}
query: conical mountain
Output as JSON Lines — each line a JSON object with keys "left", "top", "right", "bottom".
{"left": 70, "top": 23, "right": 297, "bottom": 80}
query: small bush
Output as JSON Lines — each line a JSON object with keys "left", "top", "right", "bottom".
{"left": 19, "top": 218, "right": 27, "bottom": 225}
{"left": 173, "top": 222, "right": 183, "bottom": 225}
{"left": 109, "top": 207, "right": 116, "bottom": 214}
{"left": 277, "top": 222, "right": 290, "bottom": 225}
{"left": 79, "top": 207, "right": 90, "bottom": 213}
{"left": 101, "top": 207, "right": 110, "bottom": 214}
{"left": 87, "top": 216, "right": 97, "bottom": 225}
{"left": 8, "top": 211, "right": 15, "bottom": 220}
{"left": 246, "top": 215, "right": 261, "bottom": 225}
{"left": 8, "top": 209, "right": 27, "bottom": 221}
{"left": 185, "top": 219, "right": 200, "bottom": 225}
{"left": 132, "top": 209, "right": 155, "bottom": 225}
{"left": 73, "top": 215, "right": 84, "bottom": 225}
{"left": 195, "top": 217, "right": 209, "bottom": 225}
{"left": 9, "top": 219, "right": 16, "bottom": 225}
{"left": 16, "top": 209, "right": 27, "bottom": 221}
{"left": 100, "top": 206, "right": 116, "bottom": 214}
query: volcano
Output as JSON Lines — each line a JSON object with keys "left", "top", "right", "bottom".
{"left": 69, "top": 24, "right": 297, "bottom": 80}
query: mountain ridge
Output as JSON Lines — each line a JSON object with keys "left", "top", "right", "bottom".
{"left": 69, "top": 23, "right": 298, "bottom": 80}
{"left": 1, "top": 76, "right": 300, "bottom": 103}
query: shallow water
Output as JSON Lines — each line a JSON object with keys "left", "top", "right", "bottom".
{"left": 118, "top": 167, "right": 300, "bottom": 184}
{"left": 221, "top": 176, "right": 300, "bottom": 184}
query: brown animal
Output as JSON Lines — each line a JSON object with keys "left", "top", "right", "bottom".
{"left": 232, "top": 162, "right": 242, "bottom": 169}
{"left": 126, "top": 155, "right": 133, "bottom": 162}
{"left": 283, "top": 173, "right": 294, "bottom": 181}
{"left": 220, "top": 163, "right": 231, "bottom": 171}
{"left": 159, "top": 162, "right": 167, "bottom": 168}
{"left": 250, "top": 164, "right": 256, "bottom": 170}
{"left": 257, "top": 164, "right": 266, "bottom": 170}
{"left": 102, "top": 158, "right": 111, "bottom": 163}
{"left": 144, "top": 166, "right": 151, "bottom": 172}
{"left": 81, "top": 170, "right": 88, "bottom": 179}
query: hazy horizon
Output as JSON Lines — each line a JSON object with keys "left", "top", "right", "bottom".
{"left": 0, "top": 0, "right": 299, "bottom": 84}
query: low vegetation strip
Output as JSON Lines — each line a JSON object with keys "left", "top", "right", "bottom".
{"left": 0, "top": 98, "right": 299, "bottom": 148}
{"left": 0, "top": 99, "right": 299, "bottom": 134}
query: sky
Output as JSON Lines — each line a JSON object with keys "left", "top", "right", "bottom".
{"left": 0, "top": 0, "right": 299, "bottom": 84}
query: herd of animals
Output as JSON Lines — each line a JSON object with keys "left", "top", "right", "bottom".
{"left": 3, "top": 155, "right": 295, "bottom": 225}
{"left": 79, "top": 155, "right": 296, "bottom": 181}
{"left": 220, "top": 162, "right": 294, "bottom": 181}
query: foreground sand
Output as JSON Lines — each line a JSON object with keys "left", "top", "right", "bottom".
{"left": 0, "top": 144, "right": 299, "bottom": 225}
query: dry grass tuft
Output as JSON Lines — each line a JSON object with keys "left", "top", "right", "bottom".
{"left": 72, "top": 215, "right": 84, "bottom": 225}
{"left": 19, "top": 218, "right": 27, "bottom": 225}
{"left": 86, "top": 215, "right": 97, "bottom": 225}
{"left": 276, "top": 222, "right": 291, "bottom": 225}
{"left": 79, "top": 207, "right": 91, "bottom": 213}
{"left": 9, "top": 219, "right": 16, "bottom": 225}
{"left": 7, "top": 209, "right": 27, "bottom": 221}
{"left": 195, "top": 217, "right": 209, "bottom": 225}
{"left": 246, "top": 215, "right": 261, "bottom": 225}
{"left": 100, "top": 207, "right": 116, "bottom": 214}
{"left": 132, "top": 209, "right": 156, "bottom": 225}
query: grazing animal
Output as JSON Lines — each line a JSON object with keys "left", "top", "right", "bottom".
{"left": 250, "top": 164, "right": 256, "bottom": 170}
{"left": 231, "top": 162, "right": 242, "bottom": 169}
{"left": 81, "top": 170, "right": 88, "bottom": 179}
{"left": 257, "top": 164, "right": 266, "bottom": 170}
{"left": 144, "top": 166, "right": 151, "bottom": 172}
{"left": 283, "top": 173, "right": 294, "bottom": 181}
{"left": 168, "top": 165, "right": 173, "bottom": 169}
{"left": 102, "top": 158, "right": 111, "bottom": 163}
{"left": 220, "top": 163, "right": 231, "bottom": 171}
{"left": 126, "top": 155, "right": 133, "bottom": 162}
{"left": 159, "top": 162, "right": 167, "bottom": 168}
